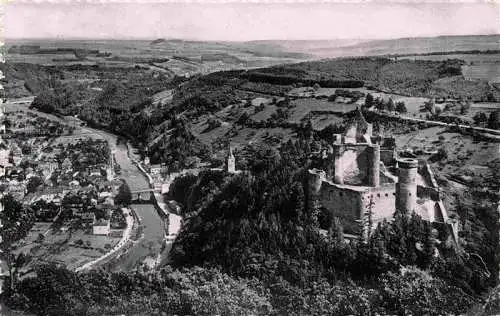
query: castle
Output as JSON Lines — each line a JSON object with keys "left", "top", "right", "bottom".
{"left": 308, "top": 109, "right": 457, "bottom": 242}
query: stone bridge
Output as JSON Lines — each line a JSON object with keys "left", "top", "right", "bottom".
{"left": 130, "top": 189, "right": 154, "bottom": 203}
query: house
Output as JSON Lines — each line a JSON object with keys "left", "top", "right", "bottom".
{"left": 103, "top": 196, "right": 114, "bottom": 206}
{"left": 63, "top": 115, "right": 86, "bottom": 127}
{"left": 93, "top": 218, "right": 110, "bottom": 235}
{"left": 70, "top": 205, "right": 84, "bottom": 216}
{"left": 150, "top": 164, "right": 163, "bottom": 175}
{"left": 12, "top": 153, "right": 23, "bottom": 166}
{"left": 88, "top": 167, "right": 102, "bottom": 177}
{"left": 98, "top": 191, "right": 112, "bottom": 199}
{"left": 39, "top": 161, "right": 58, "bottom": 178}
{"left": 80, "top": 212, "right": 96, "bottom": 228}
{"left": 36, "top": 187, "right": 63, "bottom": 203}
{"left": 61, "top": 157, "right": 72, "bottom": 171}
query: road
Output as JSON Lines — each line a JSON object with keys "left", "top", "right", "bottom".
{"left": 4, "top": 99, "right": 168, "bottom": 272}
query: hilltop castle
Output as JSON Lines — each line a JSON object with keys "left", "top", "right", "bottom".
{"left": 308, "top": 109, "right": 457, "bottom": 242}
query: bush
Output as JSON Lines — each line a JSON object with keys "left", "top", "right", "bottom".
{"left": 395, "top": 101, "right": 407, "bottom": 113}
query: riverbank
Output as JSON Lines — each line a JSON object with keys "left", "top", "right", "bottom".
{"left": 75, "top": 208, "right": 134, "bottom": 272}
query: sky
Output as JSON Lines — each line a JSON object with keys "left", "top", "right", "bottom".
{"left": 3, "top": 2, "right": 499, "bottom": 41}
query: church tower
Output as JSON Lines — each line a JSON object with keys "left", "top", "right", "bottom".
{"left": 226, "top": 147, "right": 236, "bottom": 174}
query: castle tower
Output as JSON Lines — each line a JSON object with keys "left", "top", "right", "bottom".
{"left": 226, "top": 147, "right": 236, "bottom": 174}
{"left": 367, "top": 144, "right": 380, "bottom": 187}
{"left": 396, "top": 158, "right": 418, "bottom": 213}
{"left": 308, "top": 169, "right": 325, "bottom": 212}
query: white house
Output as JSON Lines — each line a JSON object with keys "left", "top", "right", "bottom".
{"left": 93, "top": 218, "right": 110, "bottom": 235}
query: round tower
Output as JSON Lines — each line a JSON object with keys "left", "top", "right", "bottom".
{"left": 308, "top": 168, "right": 326, "bottom": 197}
{"left": 396, "top": 158, "right": 418, "bottom": 213}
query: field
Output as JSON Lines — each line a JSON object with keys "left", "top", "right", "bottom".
{"left": 289, "top": 99, "right": 355, "bottom": 123}
{"left": 401, "top": 53, "right": 500, "bottom": 83}
{"left": 13, "top": 224, "right": 121, "bottom": 272}
{"left": 4, "top": 38, "right": 308, "bottom": 76}
{"left": 288, "top": 86, "right": 429, "bottom": 116}
{"left": 391, "top": 124, "right": 499, "bottom": 208}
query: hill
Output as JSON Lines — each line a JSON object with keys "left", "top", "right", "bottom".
{"left": 262, "top": 35, "right": 500, "bottom": 58}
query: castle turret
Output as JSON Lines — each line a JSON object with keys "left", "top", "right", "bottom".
{"left": 396, "top": 158, "right": 418, "bottom": 213}
{"left": 367, "top": 144, "right": 380, "bottom": 187}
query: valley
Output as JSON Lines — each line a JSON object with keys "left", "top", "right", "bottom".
{"left": 1, "top": 33, "right": 499, "bottom": 315}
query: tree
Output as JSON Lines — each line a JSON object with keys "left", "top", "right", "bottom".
{"left": 115, "top": 181, "right": 132, "bottom": 206}
{"left": 395, "top": 101, "right": 407, "bottom": 114}
{"left": 375, "top": 98, "right": 385, "bottom": 111}
{"left": 37, "top": 233, "right": 45, "bottom": 243}
{"left": 432, "top": 147, "right": 448, "bottom": 161}
{"left": 26, "top": 176, "right": 44, "bottom": 194}
{"left": 473, "top": 112, "right": 488, "bottom": 126}
{"left": 387, "top": 98, "right": 396, "bottom": 112}
{"left": 378, "top": 268, "right": 474, "bottom": 315}
{"left": 460, "top": 102, "right": 471, "bottom": 115}
{"left": 487, "top": 110, "right": 500, "bottom": 130}
{"left": 254, "top": 103, "right": 265, "bottom": 114}
{"left": 365, "top": 93, "right": 374, "bottom": 108}
{"left": 0, "top": 195, "right": 35, "bottom": 293}
{"left": 486, "top": 92, "right": 496, "bottom": 102}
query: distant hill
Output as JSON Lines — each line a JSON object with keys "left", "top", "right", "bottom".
{"left": 261, "top": 35, "right": 500, "bottom": 58}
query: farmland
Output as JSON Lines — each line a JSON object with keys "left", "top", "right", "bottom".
{"left": 400, "top": 53, "right": 500, "bottom": 83}
{"left": 14, "top": 224, "right": 121, "bottom": 272}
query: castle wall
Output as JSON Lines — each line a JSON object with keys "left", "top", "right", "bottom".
{"left": 417, "top": 185, "right": 440, "bottom": 201}
{"left": 318, "top": 182, "right": 364, "bottom": 234}
{"left": 362, "top": 185, "right": 397, "bottom": 226}
{"left": 317, "top": 181, "right": 397, "bottom": 235}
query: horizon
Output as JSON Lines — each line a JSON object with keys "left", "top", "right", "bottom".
{"left": 5, "top": 2, "right": 499, "bottom": 41}
{"left": 5, "top": 33, "right": 499, "bottom": 43}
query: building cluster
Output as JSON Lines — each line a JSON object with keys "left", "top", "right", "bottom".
{"left": 0, "top": 107, "right": 118, "bottom": 236}
{"left": 307, "top": 110, "right": 458, "bottom": 243}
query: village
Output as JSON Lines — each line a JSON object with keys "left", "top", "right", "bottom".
{"left": 0, "top": 102, "right": 134, "bottom": 275}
